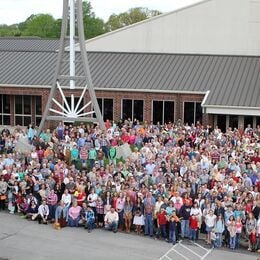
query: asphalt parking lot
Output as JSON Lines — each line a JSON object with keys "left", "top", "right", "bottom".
{"left": 0, "top": 213, "right": 258, "bottom": 260}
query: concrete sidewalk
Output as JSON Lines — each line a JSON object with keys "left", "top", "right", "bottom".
{"left": 0, "top": 212, "right": 258, "bottom": 260}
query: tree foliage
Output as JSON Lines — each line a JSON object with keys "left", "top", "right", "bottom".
{"left": 0, "top": 24, "right": 21, "bottom": 37}
{"left": 22, "top": 14, "right": 60, "bottom": 38}
{"left": 106, "top": 7, "right": 161, "bottom": 31}
{"left": 0, "top": 1, "right": 161, "bottom": 38}
{"left": 82, "top": 1, "right": 107, "bottom": 39}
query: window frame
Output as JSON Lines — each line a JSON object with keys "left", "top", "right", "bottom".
{"left": 121, "top": 99, "right": 144, "bottom": 122}
{"left": 152, "top": 100, "right": 175, "bottom": 125}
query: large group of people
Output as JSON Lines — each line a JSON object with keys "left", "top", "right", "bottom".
{"left": 0, "top": 119, "right": 259, "bottom": 252}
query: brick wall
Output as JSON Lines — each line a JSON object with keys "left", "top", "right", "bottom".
{"left": 0, "top": 86, "right": 207, "bottom": 126}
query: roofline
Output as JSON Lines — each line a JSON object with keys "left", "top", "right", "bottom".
{"left": 0, "top": 84, "right": 52, "bottom": 89}
{"left": 203, "top": 104, "right": 260, "bottom": 110}
{"left": 0, "top": 84, "right": 206, "bottom": 95}
{"left": 1, "top": 48, "right": 259, "bottom": 58}
{"left": 0, "top": 50, "right": 59, "bottom": 53}
{"left": 96, "top": 87, "right": 206, "bottom": 95}
{"left": 86, "top": 51, "right": 260, "bottom": 58}
{"left": 0, "top": 37, "right": 58, "bottom": 40}
{"left": 201, "top": 90, "right": 210, "bottom": 106}
{"left": 204, "top": 106, "right": 260, "bottom": 116}
{"left": 77, "top": 0, "right": 211, "bottom": 45}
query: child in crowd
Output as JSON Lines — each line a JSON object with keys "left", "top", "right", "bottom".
{"left": 228, "top": 219, "right": 237, "bottom": 249}
{"left": 133, "top": 207, "right": 144, "bottom": 235}
{"left": 168, "top": 211, "right": 179, "bottom": 244}
{"left": 235, "top": 217, "right": 243, "bottom": 249}
{"left": 249, "top": 228, "right": 257, "bottom": 252}
{"left": 189, "top": 214, "right": 198, "bottom": 241}
{"left": 210, "top": 230, "right": 217, "bottom": 248}
{"left": 157, "top": 208, "right": 167, "bottom": 239}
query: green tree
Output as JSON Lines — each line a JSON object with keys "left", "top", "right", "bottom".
{"left": 106, "top": 7, "right": 161, "bottom": 31}
{"left": 82, "top": 1, "right": 107, "bottom": 39}
{"left": 22, "top": 14, "right": 60, "bottom": 38}
{"left": 0, "top": 24, "right": 21, "bottom": 37}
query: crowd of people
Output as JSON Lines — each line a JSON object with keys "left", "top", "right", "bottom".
{"left": 0, "top": 119, "right": 259, "bottom": 252}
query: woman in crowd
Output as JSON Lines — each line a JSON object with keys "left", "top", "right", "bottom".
{"left": 68, "top": 200, "right": 81, "bottom": 227}
{"left": 246, "top": 212, "right": 257, "bottom": 251}
{"left": 205, "top": 209, "right": 217, "bottom": 244}
{"left": 96, "top": 196, "right": 104, "bottom": 228}
{"left": 26, "top": 200, "right": 38, "bottom": 220}
{"left": 214, "top": 214, "right": 225, "bottom": 248}
{"left": 55, "top": 200, "right": 68, "bottom": 228}
{"left": 61, "top": 189, "right": 72, "bottom": 208}
{"left": 124, "top": 195, "right": 133, "bottom": 233}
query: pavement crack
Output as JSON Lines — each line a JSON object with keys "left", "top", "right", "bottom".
{"left": 0, "top": 225, "right": 27, "bottom": 241}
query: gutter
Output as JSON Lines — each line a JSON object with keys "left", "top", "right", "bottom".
{"left": 0, "top": 84, "right": 206, "bottom": 95}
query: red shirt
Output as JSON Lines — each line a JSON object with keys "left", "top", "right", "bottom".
{"left": 77, "top": 192, "right": 86, "bottom": 207}
{"left": 189, "top": 216, "right": 198, "bottom": 230}
{"left": 157, "top": 212, "right": 167, "bottom": 225}
{"left": 250, "top": 233, "right": 257, "bottom": 244}
{"left": 121, "top": 134, "right": 130, "bottom": 143}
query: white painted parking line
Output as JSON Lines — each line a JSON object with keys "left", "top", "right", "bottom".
{"left": 179, "top": 242, "right": 203, "bottom": 258}
{"left": 158, "top": 240, "right": 182, "bottom": 260}
{"left": 200, "top": 249, "right": 213, "bottom": 260}
{"left": 171, "top": 248, "right": 190, "bottom": 260}
{"left": 158, "top": 240, "right": 213, "bottom": 260}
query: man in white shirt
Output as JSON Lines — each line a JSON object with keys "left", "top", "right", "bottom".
{"left": 38, "top": 200, "right": 49, "bottom": 224}
{"left": 104, "top": 207, "right": 119, "bottom": 233}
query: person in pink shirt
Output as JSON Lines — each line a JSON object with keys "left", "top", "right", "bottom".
{"left": 116, "top": 192, "right": 125, "bottom": 231}
{"left": 129, "top": 130, "right": 136, "bottom": 145}
{"left": 68, "top": 200, "right": 82, "bottom": 227}
{"left": 235, "top": 216, "right": 243, "bottom": 248}
{"left": 47, "top": 189, "right": 58, "bottom": 222}
{"left": 174, "top": 197, "right": 183, "bottom": 212}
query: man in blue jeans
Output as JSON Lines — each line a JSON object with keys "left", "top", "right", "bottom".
{"left": 179, "top": 200, "right": 191, "bottom": 239}
{"left": 144, "top": 192, "right": 155, "bottom": 237}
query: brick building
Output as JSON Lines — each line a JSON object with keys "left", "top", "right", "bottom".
{"left": 0, "top": 0, "right": 259, "bottom": 130}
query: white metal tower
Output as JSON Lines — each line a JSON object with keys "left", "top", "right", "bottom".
{"left": 38, "top": 0, "right": 105, "bottom": 133}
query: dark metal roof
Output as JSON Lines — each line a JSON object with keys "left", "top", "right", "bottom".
{"left": 0, "top": 37, "right": 60, "bottom": 52}
{"left": 0, "top": 38, "right": 259, "bottom": 108}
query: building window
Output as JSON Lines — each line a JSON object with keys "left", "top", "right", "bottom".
{"left": 184, "top": 102, "right": 202, "bottom": 125}
{"left": 217, "top": 115, "right": 226, "bottom": 132}
{"left": 256, "top": 117, "right": 260, "bottom": 127}
{"left": 152, "top": 100, "right": 175, "bottom": 125}
{"left": 35, "top": 96, "right": 42, "bottom": 126}
{"left": 122, "top": 99, "right": 143, "bottom": 122}
{"left": 244, "top": 116, "right": 253, "bottom": 129}
{"left": 15, "top": 95, "right": 32, "bottom": 126}
{"left": 229, "top": 115, "right": 238, "bottom": 130}
{"left": 97, "top": 98, "right": 113, "bottom": 121}
{"left": 0, "top": 94, "right": 11, "bottom": 125}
